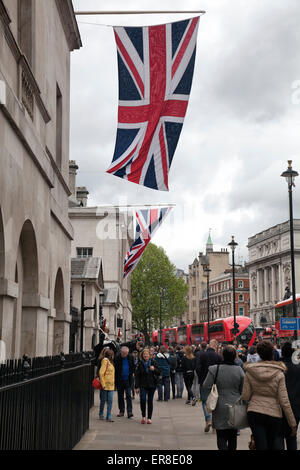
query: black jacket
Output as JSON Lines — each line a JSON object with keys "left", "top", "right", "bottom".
{"left": 175, "top": 350, "right": 184, "bottom": 372}
{"left": 182, "top": 356, "right": 196, "bottom": 377}
{"left": 282, "top": 357, "right": 300, "bottom": 419}
{"left": 114, "top": 353, "right": 135, "bottom": 388}
{"left": 134, "top": 359, "right": 160, "bottom": 389}
{"left": 168, "top": 353, "right": 177, "bottom": 373}
{"left": 195, "top": 348, "right": 222, "bottom": 385}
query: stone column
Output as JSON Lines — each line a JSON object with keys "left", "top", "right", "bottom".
{"left": 21, "top": 294, "right": 50, "bottom": 357}
{"left": 264, "top": 268, "right": 269, "bottom": 303}
{"left": 271, "top": 265, "right": 277, "bottom": 303}
{"left": 0, "top": 278, "right": 19, "bottom": 359}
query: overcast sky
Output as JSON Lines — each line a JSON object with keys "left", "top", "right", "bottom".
{"left": 70, "top": 0, "right": 300, "bottom": 272}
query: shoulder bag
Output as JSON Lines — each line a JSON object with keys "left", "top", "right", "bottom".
{"left": 206, "top": 364, "right": 220, "bottom": 413}
{"left": 227, "top": 398, "right": 249, "bottom": 429}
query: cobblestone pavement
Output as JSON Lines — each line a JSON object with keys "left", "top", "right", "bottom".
{"left": 74, "top": 390, "right": 296, "bottom": 451}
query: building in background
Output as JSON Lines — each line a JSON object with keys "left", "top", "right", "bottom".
{"left": 199, "top": 267, "right": 250, "bottom": 322}
{"left": 247, "top": 220, "right": 300, "bottom": 328}
{"left": 187, "top": 233, "right": 231, "bottom": 324}
{"left": 68, "top": 161, "right": 133, "bottom": 344}
{"left": 0, "top": 0, "right": 81, "bottom": 358}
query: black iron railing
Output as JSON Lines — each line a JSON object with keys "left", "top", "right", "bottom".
{"left": 0, "top": 352, "right": 95, "bottom": 450}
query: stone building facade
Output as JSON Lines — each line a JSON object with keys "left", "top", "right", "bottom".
{"left": 247, "top": 220, "right": 300, "bottom": 328}
{"left": 199, "top": 268, "right": 250, "bottom": 322}
{"left": 0, "top": 0, "right": 81, "bottom": 358}
{"left": 68, "top": 162, "right": 134, "bottom": 343}
{"left": 187, "top": 234, "right": 231, "bottom": 324}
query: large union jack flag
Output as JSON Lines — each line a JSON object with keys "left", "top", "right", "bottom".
{"left": 107, "top": 17, "right": 200, "bottom": 191}
{"left": 124, "top": 207, "right": 172, "bottom": 278}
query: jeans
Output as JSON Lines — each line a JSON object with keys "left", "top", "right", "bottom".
{"left": 216, "top": 429, "right": 238, "bottom": 450}
{"left": 157, "top": 376, "right": 170, "bottom": 401}
{"left": 248, "top": 411, "right": 284, "bottom": 450}
{"left": 170, "top": 372, "right": 176, "bottom": 398}
{"left": 140, "top": 387, "right": 155, "bottom": 419}
{"left": 99, "top": 390, "right": 114, "bottom": 419}
{"left": 184, "top": 372, "right": 194, "bottom": 401}
{"left": 117, "top": 379, "right": 132, "bottom": 414}
{"left": 175, "top": 372, "right": 184, "bottom": 397}
{"left": 200, "top": 385, "right": 211, "bottom": 422}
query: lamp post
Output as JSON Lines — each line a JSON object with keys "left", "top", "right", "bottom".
{"left": 99, "top": 290, "right": 104, "bottom": 328}
{"left": 159, "top": 288, "right": 165, "bottom": 346}
{"left": 228, "top": 236, "right": 239, "bottom": 341}
{"left": 281, "top": 160, "right": 299, "bottom": 341}
{"left": 204, "top": 266, "right": 211, "bottom": 342}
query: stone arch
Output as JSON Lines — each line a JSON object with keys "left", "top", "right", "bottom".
{"left": 18, "top": 219, "right": 39, "bottom": 356}
{"left": 53, "top": 268, "right": 65, "bottom": 355}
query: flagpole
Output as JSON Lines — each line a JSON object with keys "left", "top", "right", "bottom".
{"left": 74, "top": 11, "right": 206, "bottom": 15}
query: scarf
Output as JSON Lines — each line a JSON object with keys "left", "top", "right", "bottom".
{"left": 142, "top": 359, "right": 151, "bottom": 373}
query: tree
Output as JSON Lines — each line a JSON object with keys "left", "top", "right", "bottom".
{"left": 131, "top": 243, "right": 188, "bottom": 345}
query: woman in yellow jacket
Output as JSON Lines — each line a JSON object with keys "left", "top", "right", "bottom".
{"left": 99, "top": 349, "right": 115, "bottom": 422}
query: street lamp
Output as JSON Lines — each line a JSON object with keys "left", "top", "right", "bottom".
{"left": 281, "top": 160, "right": 299, "bottom": 341}
{"left": 228, "top": 236, "right": 239, "bottom": 341}
{"left": 159, "top": 288, "right": 165, "bottom": 346}
{"left": 99, "top": 290, "right": 104, "bottom": 328}
{"left": 203, "top": 266, "right": 211, "bottom": 342}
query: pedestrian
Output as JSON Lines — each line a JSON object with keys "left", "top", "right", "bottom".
{"left": 246, "top": 345, "right": 260, "bottom": 363}
{"left": 273, "top": 343, "right": 281, "bottom": 361}
{"left": 175, "top": 345, "right": 184, "bottom": 398}
{"left": 182, "top": 345, "right": 196, "bottom": 405}
{"left": 99, "top": 349, "right": 115, "bottom": 422}
{"left": 202, "top": 345, "right": 245, "bottom": 450}
{"left": 131, "top": 350, "right": 139, "bottom": 399}
{"left": 135, "top": 348, "right": 161, "bottom": 424}
{"left": 196, "top": 339, "right": 222, "bottom": 432}
{"left": 241, "top": 340, "right": 297, "bottom": 450}
{"left": 150, "top": 346, "right": 156, "bottom": 359}
{"left": 155, "top": 346, "right": 171, "bottom": 402}
{"left": 280, "top": 341, "right": 300, "bottom": 450}
{"left": 168, "top": 346, "right": 177, "bottom": 399}
{"left": 115, "top": 346, "right": 135, "bottom": 418}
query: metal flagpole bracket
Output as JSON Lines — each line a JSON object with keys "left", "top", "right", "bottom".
{"left": 74, "top": 10, "right": 206, "bottom": 16}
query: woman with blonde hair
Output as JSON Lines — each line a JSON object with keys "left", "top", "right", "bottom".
{"left": 182, "top": 345, "right": 196, "bottom": 405}
{"left": 99, "top": 349, "right": 115, "bottom": 422}
{"left": 135, "top": 348, "right": 160, "bottom": 424}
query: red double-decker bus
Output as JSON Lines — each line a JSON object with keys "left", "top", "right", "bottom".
{"left": 207, "top": 316, "right": 256, "bottom": 346}
{"left": 274, "top": 295, "right": 300, "bottom": 344}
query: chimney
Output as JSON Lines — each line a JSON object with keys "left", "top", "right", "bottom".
{"left": 69, "top": 160, "right": 78, "bottom": 197}
{"left": 76, "top": 186, "right": 89, "bottom": 207}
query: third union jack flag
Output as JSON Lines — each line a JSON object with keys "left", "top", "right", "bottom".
{"left": 107, "top": 17, "right": 200, "bottom": 191}
{"left": 124, "top": 207, "right": 172, "bottom": 278}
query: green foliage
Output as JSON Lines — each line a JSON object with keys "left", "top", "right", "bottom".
{"left": 131, "top": 243, "right": 188, "bottom": 342}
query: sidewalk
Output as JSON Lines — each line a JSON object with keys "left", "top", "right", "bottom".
{"left": 74, "top": 391, "right": 255, "bottom": 451}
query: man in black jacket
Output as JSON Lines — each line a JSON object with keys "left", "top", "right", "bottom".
{"left": 115, "top": 346, "right": 135, "bottom": 418}
{"left": 280, "top": 342, "right": 300, "bottom": 450}
{"left": 196, "top": 340, "right": 222, "bottom": 432}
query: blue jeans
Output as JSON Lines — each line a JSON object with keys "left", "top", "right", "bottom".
{"left": 140, "top": 387, "right": 155, "bottom": 419}
{"left": 200, "top": 385, "right": 211, "bottom": 422}
{"left": 157, "top": 376, "right": 170, "bottom": 401}
{"left": 175, "top": 372, "right": 184, "bottom": 397}
{"left": 99, "top": 390, "right": 114, "bottom": 419}
{"left": 248, "top": 411, "right": 283, "bottom": 450}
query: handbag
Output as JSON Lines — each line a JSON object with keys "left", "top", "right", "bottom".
{"left": 227, "top": 398, "right": 249, "bottom": 429}
{"left": 206, "top": 364, "right": 220, "bottom": 413}
{"left": 92, "top": 360, "right": 109, "bottom": 390}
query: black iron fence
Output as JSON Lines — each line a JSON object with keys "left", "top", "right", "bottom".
{"left": 0, "top": 352, "right": 95, "bottom": 450}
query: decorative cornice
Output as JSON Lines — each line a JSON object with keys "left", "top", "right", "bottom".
{"left": 55, "top": 0, "right": 82, "bottom": 51}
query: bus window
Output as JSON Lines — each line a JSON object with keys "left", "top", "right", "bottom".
{"left": 208, "top": 323, "right": 224, "bottom": 334}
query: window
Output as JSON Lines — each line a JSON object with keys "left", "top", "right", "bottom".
{"left": 18, "top": 0, "right": 34, "bottom": 67}
{"left": 239, "top": 294, "right": 244, "bottom": 302}
{"left": 208, "top": 323, "right": 224, "bottom": 333}
{"left": 239, "top": 307, "right": 244, "bottom": 316}
{"left": 238, "top": 280, "right": 244, "bottom": 288}
{"left": 76, "top": 247, "right": 93, "bottom": 258}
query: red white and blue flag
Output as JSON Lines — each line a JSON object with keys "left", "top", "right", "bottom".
{"left": 107, "top": 17, "right": 200, "bottom": 191}
{"left": 123, "top": 207, "right": 172, "bottom": 278}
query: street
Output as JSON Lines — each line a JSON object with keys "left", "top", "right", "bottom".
{"left": 73, "top": 389, "right": 300, "bottom": 451}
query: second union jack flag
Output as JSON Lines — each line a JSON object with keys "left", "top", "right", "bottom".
{"left": 107, "top": 17, "right": 200, "bottom": 191}
{"left": 124, "top": 207, "right": 172, "bottom": 278}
